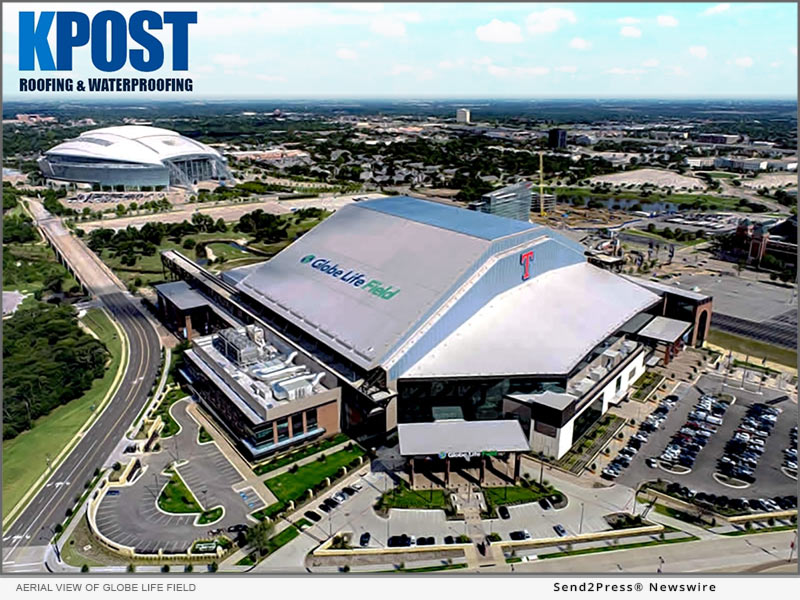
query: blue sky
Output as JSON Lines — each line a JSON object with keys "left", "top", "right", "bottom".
{"left": 3, "top": 2, "right": 797, "bottom": 99}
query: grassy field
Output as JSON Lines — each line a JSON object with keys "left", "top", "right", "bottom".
{"left": 157, "top": 472, "right": 202, "bottom": 513}
{"left": 624, "top": 229, "right": 708, "bottom": 247}
{"left": 97, "top": 212, "right": 328, "bottom": 288}
{"left": 98, "top": 231, "right": 254, "bottom": 288}
{"left": 253, "top": 433, "right": 349, "bottom": 476}
{"left": 483, "top": 485, "right": 554, "bottom": 508}
{"left": 264, "top": 446, "right": 365, "bottom": 504}
{"left": 537, "top": 534, "right": 699, "bottom": 559}
{"left": 707, "top": 329, "right": 797, "bottom": 369}
{"left": 378, "top": 486, "right": 449, "bottom": 511}
{"left": 550, "top": 186, "right": 750, "bottom": 211}
{"left": 2, "top": 308, "right": 123, "bottom": 520}
{"left": 2, "top": 242, "right": 80, "bottom": 297}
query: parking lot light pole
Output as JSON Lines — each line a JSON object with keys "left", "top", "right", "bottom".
{"left": 579, "top": 502, "right": 585, "bottom": 534}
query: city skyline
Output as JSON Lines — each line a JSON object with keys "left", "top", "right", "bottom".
{"left": 3, "top": 2, "right": 797, "bottom": 99}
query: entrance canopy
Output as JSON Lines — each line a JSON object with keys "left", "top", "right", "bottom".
{"left": 637, "top": 316, "right": 691, "bottom": 344}
{"left": 398, "top": 420, "right": 530, "bottom": 457}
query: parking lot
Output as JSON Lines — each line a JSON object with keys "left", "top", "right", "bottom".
{"left": 94, "top": 400, "right": 262, "bottom": 553}
{"left": 617, "top": 375, "right": 797, "bottom": 499}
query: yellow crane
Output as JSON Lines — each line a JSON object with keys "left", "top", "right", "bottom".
{"left": 539, "top": 151, "right": 545, "bottom": 217}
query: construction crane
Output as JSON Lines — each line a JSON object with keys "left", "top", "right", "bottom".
{"left": 539, "top": 151, "right": 545, "bottom": 217}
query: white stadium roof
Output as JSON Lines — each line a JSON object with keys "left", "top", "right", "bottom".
{"left": 44, "top": 125, "right": 223, "bottom": 166}
{"left": 403, "top": 262, "right": 660, "bottom": 378}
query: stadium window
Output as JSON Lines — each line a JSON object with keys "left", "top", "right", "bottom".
{"left": 291, "top": 413, "right": 304, "bottom": 436}
{"left": 306, "top": 408, "right": 318, "bottom": 430}
{"left": 276, "top": 418, "right": 289, "bottom": 442}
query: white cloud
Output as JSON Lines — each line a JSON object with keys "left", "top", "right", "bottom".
{"left": 607, "top": 67, "right": 645, "bottom": 75}
{"left": 667, "top": 66, "right": 688, "bottom": 76}
{"left": 476, "top": 19, "right": 523, "bottom": 43}
{"left": 490, "top": 64, "right": 549, "bottom": 77}
{"left": 689, "top": 46, "right": 708, "bottom": 59}
{"left": 657, "top": 15, "right": 679, "bottom": 27}
{"left": 438, "top": 58, "right": 466, "bottom": 69}
{"left": 792, "top": 47, "right": 798, "bottom": 57}
{"left": 334, "top": 2, "right": 384, "bottom": 12}
{"left": 525, "top": 8, "right": 576, "bottom": 35}
{"left": 476, "top": 57, "right": 549, "bottom": 78}
{"left": 703, "top": 4, "right": 730, "bottom": 16}
{"left": 253, "top": 73, "right": 287, "bottom": 83}
{"left": 555, "top": 65, "right": 578, "bottom": 73}
{"left": 212, "top": 53, "right": 249, "bottom": 68}
{"left": 370, "top": 17, "right": 406, "bottom": 37}
{"left": 734, "top": 56, "right": 754, "bottom": 68}
{"left": 4, "top": 53, "right": 18, "bottom": 66}
{"left": 569, "top": 37, "right": 591, "bottom": 50}
{"left": 642, "top": 58, "right": 660, "bottom": 67}
{"left": 617, "top": 17, "right": 640, "bottom": 24}
{"left": 620, "top": 26, "right": 642, "bottom": 38}
{"left": 390, "top": 63, "right": 434, "bottom": 81}
{"left": 195, "top": 64, "right": 215, "bottom": 73}
{"left": 770, "top": 61, "right": 781, "bottom": 68}
{"left": 336, "top": 48, "right": 358, "bottom": 60}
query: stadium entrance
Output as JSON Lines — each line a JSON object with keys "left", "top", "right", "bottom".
{"left": 397, "top": 421, "right": 529, "bottom": 491}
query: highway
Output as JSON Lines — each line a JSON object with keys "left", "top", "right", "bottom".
{"left": 513, "top": 530, "right": 798, "bottom": 574}
{"left": 2, "top": 201, "right": 162, "bottom": 573}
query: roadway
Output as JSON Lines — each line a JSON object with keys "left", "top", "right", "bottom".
{"left": 512, "top": 530, "right": 797, "bottom": 573}
{"left": 2, "top": 201, "right": 162, "bottom": 573}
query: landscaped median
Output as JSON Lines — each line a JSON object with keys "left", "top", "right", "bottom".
{"left": 631, "top": 370, "right": 665, "bottom": 402}
{"left": 253, "top": 443, "right": 366, "bottom": 521}
{"left": 494, "top": 522, "right": 666, "bottom": 553}
{"left": 157, "top": 468, "right": 224, "bottom": 526}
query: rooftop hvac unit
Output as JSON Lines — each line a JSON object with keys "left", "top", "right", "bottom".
{"left": 245, "top": 324, "right": 265, "bottom": 345}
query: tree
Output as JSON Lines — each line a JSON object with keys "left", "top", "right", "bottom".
{"left": 245, "top": 520, "right": 274, "bottom": 556}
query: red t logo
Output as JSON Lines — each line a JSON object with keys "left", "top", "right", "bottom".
{"left": 520, "top": 251, "right": 534, "bottom": 281}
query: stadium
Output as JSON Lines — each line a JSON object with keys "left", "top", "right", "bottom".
{"left": 159, "top": 196, "right": 712, "bottom": 465}
{"left": 38, "top": 125, "right": 232, "bottom": 190}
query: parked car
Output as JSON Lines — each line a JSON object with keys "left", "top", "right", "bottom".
{"left": 498, "top": 506, "right": 510, "bottom": 520}
{"left": 553, "top": 524, "right": 567, "bottom": 537}
{"left": 304, "top": 510, "right": 322, "bottom": 523}
{"left": 360, "top": 532, "right": 371, "bottom": 547}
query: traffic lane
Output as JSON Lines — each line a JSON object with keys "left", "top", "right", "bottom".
{"left": 3, "top": 292, "right": 159, "bottom": 560}
{"left": 514, "top": 530, "right": 796, "bottom": 573}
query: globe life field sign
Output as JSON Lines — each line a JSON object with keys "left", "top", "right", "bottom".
{"left": 300, "top": 255, "right": 401, "bottom": 300}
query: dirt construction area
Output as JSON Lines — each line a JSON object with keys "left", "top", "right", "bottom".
{"left": 589, "top": 168, "right": 707, "bottom": 191}
{"left": 739, "top": 173, "right": 797, "bottom": 190}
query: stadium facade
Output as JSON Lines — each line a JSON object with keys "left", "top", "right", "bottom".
{"left": 160, "top": 197, "right": 712, "bottom": 462}
{"left": 38, "top": 125, "right": 232, "bottom": 190}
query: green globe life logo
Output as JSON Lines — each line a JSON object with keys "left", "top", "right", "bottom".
{"left": 300, "top": 254, "right": 315, "bottom": 263}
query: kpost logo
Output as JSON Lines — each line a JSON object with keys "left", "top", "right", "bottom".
{"left": 19, "top": 11, "right": 197, "bottom": 72}
{"left": 299, "top": 255, "right": 400, "bottom": 300}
